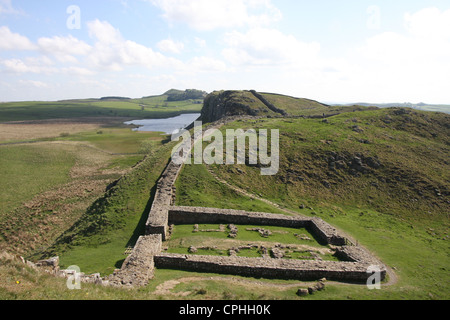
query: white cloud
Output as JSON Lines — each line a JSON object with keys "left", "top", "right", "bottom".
{"left": 150, "top": 0, "right": 281, "bottom": 31}
{"left": 86, "top": 19, "right": 183, "bottom": 71}
{"left": 0, "top": 0, "right": 21, "bottom": 15}
{"left": 157, "top": 38, "right": 184, "bottom": 54}
{"left": 18, "top": 79, "right": 49, "bottom": 89}
{"left": 61, "top": 66, "right": 96, "bottom": 76}
{"left": 188, "top": 56, "right": 227, "bottom": 72}
{"left": 349, "top": 7, "right": 450, "bottom": 103}
{"left": 404, "top": 7, "right": 450, "bottom": 40}
{"left": 37, "top": 35, "right": 92, "bottom": 63}
{"left": 0, "top": 58, "right": 56, "bottom": 74}
{"left": 222, "top": 28, "right": 321, "bottom": 67}
{"left": 87, "top": 19, "right": 123, "bottom": 45}
{"left": 194, "top": 37, "right": 206, "bottom": 48}
{"left": 359, "top": 15, "right": 450, "bottom": 64}
{"left": 0, "top": 26, "right": 36, "bottom": 50}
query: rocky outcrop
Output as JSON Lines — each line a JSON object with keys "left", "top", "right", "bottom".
{"left": 201, "top": 90, "right": 261, "bottom": 123}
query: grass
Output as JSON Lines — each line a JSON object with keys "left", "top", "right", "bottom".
{"left": 0, "top": 97, "right": 202, "bottom": 122}
{"left": 166, "top": 224, "right": 337, "bottom": 261}
{"left": 169, "top": 224, "right": 322, "bottom": 247}
{"left": 172, "top": 108, "right": 449, "bottom": 299}
{"left": 58, "top": 128, "right": 166, "bottom": 155}
{"left": 175, "top": 163, "right": 286, "bottom": 214}
{"left": 43, "top": 142, "right": 175, "bottom": 276}
{"left": 0, "top": 144, "right": 76, "bottom": 217}
{"left": 1, "top": 93, "right": 448, "bottom": 300}
{"left": 0, "top": 121, "right": 170, "bottom": 263}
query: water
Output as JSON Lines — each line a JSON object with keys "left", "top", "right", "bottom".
{"left": 124, "top": 113, "right": 201, "bottom": 134}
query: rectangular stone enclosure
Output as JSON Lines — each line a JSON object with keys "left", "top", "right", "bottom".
{"left": 147, "top": 206, "right": 387, "bottom": 283}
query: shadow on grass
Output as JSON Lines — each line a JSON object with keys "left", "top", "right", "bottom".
{"left": 125, "top": 184, "right": 157, "bottom": 248}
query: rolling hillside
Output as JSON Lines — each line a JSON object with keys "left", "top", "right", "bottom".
{"left": 0, "top": 89, "right": 203, "bottom": 122}
{"left": 1, "top": 89, "right": 449, "bottom": 300}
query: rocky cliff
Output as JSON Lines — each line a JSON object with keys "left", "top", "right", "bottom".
{"left": 200, "top": 90, "right": 332, "bottom": 123}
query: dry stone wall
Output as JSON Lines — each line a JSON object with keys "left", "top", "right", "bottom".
{"left": 48, "top": 116, "right": 386, "bottom": 287}
{"left": 145, "top": 161, "right": 182, "bottom": 240}
{"left": 168, "top": 206, "right": 348, "bottom": 246}
{"left": 154, "top": 253, "right": 384, "bottom": 282}
{"left": 157, "top": 206, "right": 386, "bottom": 283}
{"left": 106, "top": 234, "right": 162, "bottom": 288}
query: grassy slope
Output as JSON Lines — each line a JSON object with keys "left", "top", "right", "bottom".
{"left": 42, "top": 142, "right": 175, "bottom": 275}
{"left": 0, "top": 122, "right": 169, "bottom": 270}
{"left": 261, "top": 92, "right": 330, "bottom": 116}
{"left": 0, "top": 144, "right": 75, "bottom": 217}
{"left": 174, "top": 108, "right": 449, "bottom": 299}
{"left": 1, "top": 91, "right": 448, "bottom": 300}
{"left": 0, "top": 95, "right": 202, "bottom": 122}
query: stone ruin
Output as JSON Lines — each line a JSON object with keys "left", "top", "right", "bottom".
{"left": 107, "top": 118, "right": 387, "bottom": 287}
{"left": 27, "top": 118, "right": 387, "bottom": 289}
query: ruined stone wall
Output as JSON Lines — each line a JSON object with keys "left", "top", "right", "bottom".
{"left": 168, "top": 206, "right": 347, "bottom": 246}
{"left": 101, "top": 116, "right": 387, "bottom": 287}
{"left": 106, "top": 234, "right": 162, "bottom": 288}
{"left": 154, "top": 253, "right": 386, "bottom": 283}
{"left": 168, "top": 206, "right": 310, "bottom": 228}
{"left": 145, "top": 161, "right": 182, "bottom": 240}
{"left": 308, "top": 218, "right": 348, "bottom": 246}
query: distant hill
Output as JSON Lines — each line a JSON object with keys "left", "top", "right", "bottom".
{"left": 165, "top": 89, "right": 208, "bottom": 102}
{"left": 99, "top": 96, "right": 132, "bottom": 101}
{"left": 0, "top": 89, "right": 206, "bottom": 122}
{"left": 334, "top": 102, "right": 450, "bottom": 114}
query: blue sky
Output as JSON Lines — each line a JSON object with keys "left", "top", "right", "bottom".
{"left": 1, "top": 0, "right": 450, "bottom": 104}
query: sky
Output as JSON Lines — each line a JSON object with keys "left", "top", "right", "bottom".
{"left": 1, "top": 0, "right": 450, "bottom": 104}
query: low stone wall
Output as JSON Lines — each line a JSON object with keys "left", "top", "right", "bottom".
{"left": 168, "top": 206, "right": 310, "bottom": 227}
{"left": 106, "top": 234, "right": 162, "bottom": 288}
{"left": 118, "top": 117, "right": 387, "bottom": 287}
{"left": 335, "top": 245, "right": 384, "bottom": 266}
{"left": 154, "top": 253, "right": 385, "bottom": 283}
{"left": 168, "top": 206, "right": 347, "bottom": 246}
{"left": 308, "top": 218, "right": 348, "bottom": 246}
{"left": 249, "top": 90, "right": 288, "bottom": 116}
{"left": 145, "top": 161, "right": 182, "bottom": 240}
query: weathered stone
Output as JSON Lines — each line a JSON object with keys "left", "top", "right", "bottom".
{"left": 188, "top": 246, "right": 198, "bottom": 254}
{"left": 270, "top": 248, "right": 284, "bottom": 259}
{"left": 296, "top": 288, "right": 309, "bottom": 296}
{"left": 36, "top": 256, "right": 59, "bottom": 268}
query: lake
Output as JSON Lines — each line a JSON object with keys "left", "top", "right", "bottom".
{"left": 124, "top": 113, "right": 201, "bottom": 134}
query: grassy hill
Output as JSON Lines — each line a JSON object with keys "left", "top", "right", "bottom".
{"left": 175, "top": 106, "right": 449, "bottom": 299}
{"left": 0, "top": 89, "right": 449, "bottom": 300}
{"left": 200, "top": 90, "right": 379, "bottom": 123}
{"left": 0, "top": 90, "right": 203, "bottom": 122}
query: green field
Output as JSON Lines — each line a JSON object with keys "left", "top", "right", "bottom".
{"left": 166, "top": 224, "right": 338, "bottom": 261}
{"left": 0, "top": 91, "right": 448, "bottom": 300}
{"left": 0, "top": 95, "right": 202, "bottom": 122}
{"left": 173, "top": 108, "right": 449, "bottom": 299}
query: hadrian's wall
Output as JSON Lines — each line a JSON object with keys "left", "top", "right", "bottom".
{"left": 145, "top": 161, "right": 181, "bottom": 240}
{"left": 106, "top": 234, "right": 162, "bottom": 288}
{"left": 155, "top": 206, "right": 386, "bottom": 283}
{"left": 154, "top": 253, "right": 384, "bottom": 283}
{"left": 57, "top": 117, "right": 387, "bottom": 287}
{"left": 168, "top": 206, "right": 348, "bottom": 246}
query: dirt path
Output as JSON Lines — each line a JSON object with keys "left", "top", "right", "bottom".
{"left": 152, "top": 276, "right": 312, "bottom": 297}
{"left": 206, "top": 167, "right": 299, "bottom": 216}
{"left": 153, "top": 269, "right": 398, "bottom": 297}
